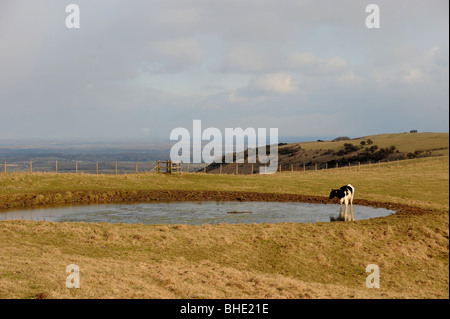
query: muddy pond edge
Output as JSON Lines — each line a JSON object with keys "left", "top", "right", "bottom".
{"left": 0, "top": 190, "right": 441, "bottom": 222}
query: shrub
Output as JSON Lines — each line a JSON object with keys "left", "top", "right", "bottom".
{"left": 332, "top": 136, "right": 351, "bottom": 142}
{"left": 344, "top": 143, "right": 359, "bottom": 153}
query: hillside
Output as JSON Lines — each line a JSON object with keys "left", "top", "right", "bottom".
{"left": 205, "top": 132, "right": 449, "bottom": 174}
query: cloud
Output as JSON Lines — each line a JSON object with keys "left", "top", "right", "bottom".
{"left": 428, "top": 46, "right": 449, "bottom": 68}
{"left": 0, "top": 0, "right": 448, "bottom": 139}
{"left": 286, "top": 52, "right": 350, "bottom": 76}
{"left": 143, "top": 37, "right": 203, "bottom": 73}
{"left": 220, "top": 45, "right": 267, "bottom": 73}
{"left": 219, "top": 47, "right": 351, "bottom": 77}
{"left": 245, "top": 72, "right": 299, "bottom": 95}
{"left": 369, "top": 46, "right": 449, "bottom": 86}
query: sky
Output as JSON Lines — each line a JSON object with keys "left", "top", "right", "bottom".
{"left": 0, "top": 0, "right": 448, "bottom": 141}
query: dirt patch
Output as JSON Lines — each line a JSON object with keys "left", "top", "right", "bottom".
{"left": 34, "top": 292, "right": 49, "bottom": 299}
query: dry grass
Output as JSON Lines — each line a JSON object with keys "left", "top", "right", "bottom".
{"left": 1, "top": 211, "right": 448, "bottom": 299}
{"left": 0, "top": 156, "right": 448, "bottom": 210}
{"left": 297, "top": 132, "right": 449, "bottom": 154}
{"left": 0, "top": 157, "right": 448, "bottom": 299}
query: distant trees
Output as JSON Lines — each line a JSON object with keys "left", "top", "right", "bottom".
{"left": 335, "top": 143, "right": 359, "bottom": 156}
{"left": 332, "top": 136, "right": 351, "bottom": 142}
{"left": 325, "top": 141, "right": 402, "bottom": 167}
{"left": 349, "top": 144, "right": 398, "bottom": 162}
{"left": 359, "top": 139, "right": 373, "bottom": 146}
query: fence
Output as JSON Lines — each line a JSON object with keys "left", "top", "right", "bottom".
{"left": 150, "top": 160, "right": 182, "bottom": 174}
{"left": 0, "top": 156, "right": 447, "bottom": 175}
{"left": 200, "top": 156, "right": 447, "bottom": 175}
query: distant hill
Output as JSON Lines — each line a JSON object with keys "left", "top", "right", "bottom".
{"left": 205, "top": 132, "right": 449, "bottom": 174}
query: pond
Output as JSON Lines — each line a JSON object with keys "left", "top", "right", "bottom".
{"left": 0, "top": 201, "right": 395, "bottom": 225}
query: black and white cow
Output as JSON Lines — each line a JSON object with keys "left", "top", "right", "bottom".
{"left": 329, "top": 184, "right": 355, "bottom": 221}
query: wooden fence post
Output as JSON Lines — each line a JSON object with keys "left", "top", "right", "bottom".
{"left": 315, "top": 163, "right": 317, "bottom": 171}
{"left": 156, "top": 160, "right": 160, "bottom": 173}
{"left": 204, "top": 162, "right": 207, "bottom": 173}
{"left": 219, "top": 164, "right": 222, "bottom": 174}
{"left": 325, "top": 163, "right": 327, "bottom": 170}
{"left": 291, "top": 164, "right": 293, "bottom": 173}
{"left": 136, "top": 162, "right": 138, "bottom": 174}
{"left": 115, "top": 162, "right": 118, "bottom": 175}
{"left": 187, "top": 163, "right": 190, "bottom": 173}
{"left": 96, "top": 162, "right": 99, "bottom": 175}
{"left": 303, "top": 164, "right": 305, "bottom": 173}
{"left": 3, "top": 161, "right": 5, "bottom": 173}
{"left": 336, "top": 163, "right": 339, "bottom": 170}
{"left": 55, "top": 160, "right": 58, "bottom": 173}
{"left": 235, "top": 163, "right": 238, "bottom": 175}
{"left": 30, "top": 161, "right": 32, "bottom": 173}
{"left": 279, "top": 164, "right": 281, "bottom": 173}
{"left": 75, "top": 160, "right": 78, "bottom": 174}
{"left": 252, "top": 164, "right": 254, "bottom": 175}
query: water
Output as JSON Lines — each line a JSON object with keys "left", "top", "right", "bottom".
{"left": 0, "top": 201, "right": 395, "bottom": 225}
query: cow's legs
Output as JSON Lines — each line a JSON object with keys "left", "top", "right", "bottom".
{"left": 339, "top": 201, "right": 344, "bottom": 220}
{"left": 344, "top": 197, "right": 349, "bottom": 221}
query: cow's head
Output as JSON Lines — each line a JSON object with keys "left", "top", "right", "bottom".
{"left": 329, "top": 189, "right": 339, "bottom": 199}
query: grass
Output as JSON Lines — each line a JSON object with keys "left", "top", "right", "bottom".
{"left": 0, "top": 156, "right": 448, "bottom": 210}
{"left": 0, "top": 156, "right": 448, "bottom": 299}
{"left": 297, "top": 132, "right": 449, "bottom": 155}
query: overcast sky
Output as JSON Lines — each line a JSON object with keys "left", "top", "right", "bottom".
{"left": 0, "top": 0, "right": 448, "bottom": 141}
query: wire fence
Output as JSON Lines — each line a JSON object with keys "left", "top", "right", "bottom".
{"left": 0, "top": 155, "right": 447, "bottom": 175}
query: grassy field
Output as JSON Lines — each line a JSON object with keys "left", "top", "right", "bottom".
{"left": 0, "top": 156, "right": 448, "bottom": 299}
{"left": 297, "top": 132, "right": 449, "bottom": 155}
{"left": 0, "top": 156, "right": 448, "bottom": 211}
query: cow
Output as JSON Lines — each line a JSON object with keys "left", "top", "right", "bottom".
{"left": 329, "top": 184, "right": 355, "bottom": 221}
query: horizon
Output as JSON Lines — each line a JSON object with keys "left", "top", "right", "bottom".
{"left": 0, "top": 131, "right": 448, "bottom": 151}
